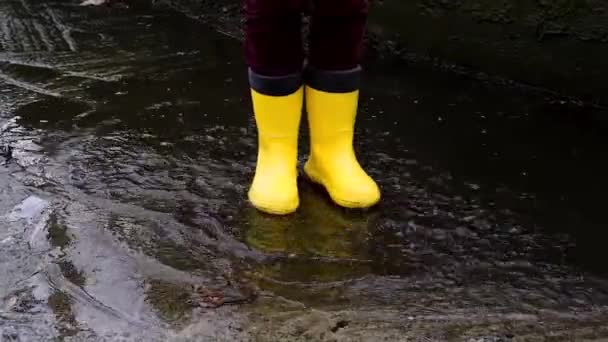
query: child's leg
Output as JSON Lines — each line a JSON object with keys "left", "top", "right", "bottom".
{"left": 244, "top": 0, "right": 306, "bottom": 215}
{"left": 303, "top": 0, "right": 381, "bottom": 209}
{"left": 308, "top": 0, "right": 368, "bottom": 71}
{"left": 244, "top": 0, "right": 305, "bottom": 76}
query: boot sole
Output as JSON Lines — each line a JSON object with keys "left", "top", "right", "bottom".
{"left": 303, "top": 164, "right": 380, "bottom": 209}
{"left": 248, "top": 195, "right": 299, "bottom": 215}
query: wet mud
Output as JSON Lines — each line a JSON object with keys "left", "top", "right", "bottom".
{"left": 2, "top": 1, "right": 608, "bottom": 341}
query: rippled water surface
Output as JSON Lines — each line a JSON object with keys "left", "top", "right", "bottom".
{"left": 2, "top": 1, "right": 608, "bottom": 341}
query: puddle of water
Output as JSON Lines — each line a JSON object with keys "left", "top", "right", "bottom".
{"left": 1, "top": 1, "right": 608, "bottom": 341}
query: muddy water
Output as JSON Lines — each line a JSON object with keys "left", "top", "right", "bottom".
{"left": 2, "top": 1, "right": 608, "bottom": 341}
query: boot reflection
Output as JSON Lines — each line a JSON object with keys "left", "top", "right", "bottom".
{"left": 243, "top": 182, "right": 378, "bottom": 283}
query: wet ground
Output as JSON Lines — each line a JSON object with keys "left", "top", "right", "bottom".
{"left": 2, "top": 1, "right": 608, "bottom": 341}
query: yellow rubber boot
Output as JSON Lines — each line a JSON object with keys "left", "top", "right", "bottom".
{"left": 248, "top": 86, "right": 303, "bottom": 215}
{"left": 304, "top": 86, "right": 380, "bottom": 208}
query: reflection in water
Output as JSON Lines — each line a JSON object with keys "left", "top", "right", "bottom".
{"left": 244, "top": 183, "right": 374, "bottom": 257}
{"left": 145, "top": 280, "right": 193, "bottom": 326}
{"left": 243, "top": 183, "right": 379, "bottom": 305}
{"left": 57, "top": 260, "right": 86, "bottom": 288}
{"left": 48, "top": 290, "right": 80, "bottom": 339}
{"left": 47, "top": 213, "right": 71, "bottom": 250}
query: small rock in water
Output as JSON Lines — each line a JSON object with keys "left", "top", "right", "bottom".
{"left": 466, "top": 182, "right": 481, "bottom": 190}
{"left": 80, "top": 0, "right": 106, "bottom": 5}
{"left": 1, "top": 145, "right": 13, "bottom": 163}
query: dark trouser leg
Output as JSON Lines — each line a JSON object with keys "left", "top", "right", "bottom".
{"left": 308, "top": 0, "right": 368, "bottom": 72}
{"left": 244, "top": 0, "right": 305, "bottom": 77}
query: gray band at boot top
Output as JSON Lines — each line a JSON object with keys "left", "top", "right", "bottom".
{"left": 248, "top": 68, "right": 302, "bottom": 97}
{"left": 248, "top": 65, "right": 361, "bottom": 96}
{"left": 304, "top": 65, "right": 361, "bottom": 93}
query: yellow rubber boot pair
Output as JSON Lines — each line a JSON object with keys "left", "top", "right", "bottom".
{"left": 247, "top": 67, "right": 380, "bottom": 215}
